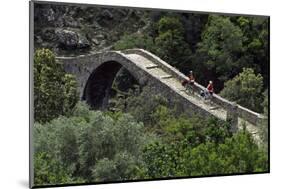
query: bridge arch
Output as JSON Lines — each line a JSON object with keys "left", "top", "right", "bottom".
{"left": 58, "top": 51, "right": 149, "bottom": 110}
{"left": 82, "top": 60, "right": 140, "bottom": 109}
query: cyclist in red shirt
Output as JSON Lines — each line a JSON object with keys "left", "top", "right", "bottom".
{"left": 201, "top": 80, "right": 214, "bottom": 100}
{"left": 207, "top": 80, "right": 214, "bottom": 95}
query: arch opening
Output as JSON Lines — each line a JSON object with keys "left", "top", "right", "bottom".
{"left": 82, "top": 61, "right": 139, "bottom": 110}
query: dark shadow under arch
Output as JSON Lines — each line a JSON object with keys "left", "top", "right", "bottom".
{"left": 82, "top": 61, "right": 138, "bottom": 110}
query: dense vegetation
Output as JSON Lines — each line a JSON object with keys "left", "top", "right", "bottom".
{"left": 33, "top": 6, "right": 269, "bottom": 187}
{"left": 34, "top": 49, "right": 78, "bottom": 123}
{"left": 220, "top": 68, "right": 264, "bottom": 112}
{"left": 34, "top": 101, "right": 267, "bottom": 185}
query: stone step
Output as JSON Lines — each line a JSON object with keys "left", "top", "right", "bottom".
{"left": 160, "top": 75, "right": 173, "bottom": 79}
{"left": 209, "top": 106, "right": 220, "bottom": 110}
{"left": 146, "top": 64, "right": 159, "bottom": 69}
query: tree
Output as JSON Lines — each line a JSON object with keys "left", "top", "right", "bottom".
{"left": 34, "top": 102, "right": 153, "bottom": 185}
{"left": 34, "top": 48, "right": 78, "bottom": 122}
{"left": 220, "top": 68, "right": 264, "bottom": 112}
{"left": 181, "top": 131, "right": 267, "bottom": 175}
{"left": 262, "top": 89, "right": 269, "bottom": 116}
{"left": 113, "top": 33, "right": 156, "bottom": 52}
{"left": 112, "top": 67, "right": 139, "bottom": 93}
{"left": 118, "top": 87, "right": 169, "bottom": 127}
{"left": 194, "top": 15, "right": 245, "bottom": 90}
{"left": 142, "top": 131, "right": 268, "bottom": 178}
{"left": 34, "top": 152, "right": 77, "bottom": 186}
{"left": 260, "top": 89, "right": 269, "bottom": 150}
{"left": 233, "top": 16, "right": 269, "bottom": 89}
{"left": 180, "top": 13, "right": 209, "bottom": 52}
{"left": 92, "top": 152, "right": 139, "bottom": 182}
{"left": 155, "top": 16, "right": 192, "bottom": 72}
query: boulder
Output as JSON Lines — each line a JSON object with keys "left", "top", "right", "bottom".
{"left": 77, "top": 34, "right": 91, "bottom": 49}
{"left": 55, "top": 29, "right": 90, "bottom": 50}
{"left": 55, "top": 29, "right": 79, "bottom": 49}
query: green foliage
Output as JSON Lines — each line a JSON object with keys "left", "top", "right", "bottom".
{"left": 194, "top": 15, "right": 244, "bottom": 87}
{"left": 112, "top": 67, "right": 139, "bottom": 93}
{"left": 142, "top": 142, "right": 180, "bottom": 178}
{"left": 113, "top": 33, "right": 156, "bottom": 52}
{"left": 34, "top": 99, "right": 268, "bottom": 185}
{"left": 260, "top": 89, "right": 269, "bottom": 150}
{"left": 220, "top": 68, "right": 264, "bottom": 112}
{"left": 151, "top": 105, "right": 232, "bottom": 144}
{"left": 262, "top": 89, "right": 269, "bottom": 116}
{"left": 235, "top": 16, "right": 269, "bottom": 86}
{"left": 155, "top": 16, "right": 192, "bottom": 72}
{"left": 34, "top": 152, "right": 74, "bottom": 185}
{"left": 180, "top": 14, "right": 209, "bottom": 51}
{"left": 34, "top": 48, "right": 78, "bottom": 123}
{"left": 113, "top": 87, "right": 169, "bottom": 127}
{"left": 92, "top": 152, "right": 139, "bottom": 182}
{"left": 192, "top": 15, "right": 269, "bottom": 91}
{"left": 142, "top": 131, "right": 268, "bottom": 178}
{"left": 157, "top": 16, "right": 184, "bottom": 35}
{"left": 34, "top": 102, "right": 151, "bottom": 185}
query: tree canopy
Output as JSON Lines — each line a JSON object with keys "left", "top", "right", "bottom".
{"left": 220, "top": 68, "right": 264, "bottom": 112}
{"left": 34, "top": 48, "right": 78, "bottom": 122}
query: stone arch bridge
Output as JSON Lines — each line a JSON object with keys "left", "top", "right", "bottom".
{"left": 57, "top": 49, "right": 266, "bottom": 143}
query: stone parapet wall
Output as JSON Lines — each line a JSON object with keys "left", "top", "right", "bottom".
{"left": 122, "top": 48, "right": 266, "bottom": 126}
{"left": 237, "top": 105, "right": 266, "bottom": 126}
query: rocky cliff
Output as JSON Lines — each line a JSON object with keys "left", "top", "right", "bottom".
{"left": 34, "top": 3, "right": 151, "bottom": 56}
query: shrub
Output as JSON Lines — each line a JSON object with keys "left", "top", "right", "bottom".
{"left": 155, "top": 16, "right": 192, "bottom": 72}
{"left": 34, "top": 48, "right": 78, "bottom": 123}
{"left": 113, "top": 33, "right": 156, "bottom": 52}
{"left": 34, "top": 102, "right": 153, "bottom": 184}
{"left": 142, "top": 131, "right": 268, "bottom": 178}
{"left": 220, "top": 68, "right": 264, "bottom": 112}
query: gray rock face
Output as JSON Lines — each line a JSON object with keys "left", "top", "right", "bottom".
{"left": 34, "top": 3, "right": 149, "bottom": 55}
{"left": 91, "top": 38, "right": 100, "bottom": 45}
{"left": 62, "top": 15, "right": 80, "bottom": 28}
{"left": 45, "top": 8, "right": 55, "bottom": 22}
{"left": 55, "top": 29, "right": 90, "bottom": 50}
